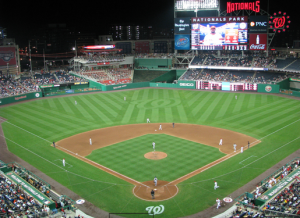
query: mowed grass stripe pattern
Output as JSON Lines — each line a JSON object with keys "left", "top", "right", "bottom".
{"left": 1, "top": 89, "right": 300, "bottom": 217}
{"left": 86, "top": 134, "right": 225, "bottom": 182}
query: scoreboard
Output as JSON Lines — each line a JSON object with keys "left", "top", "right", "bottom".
{"left": 196, "top": 81, "right": 257, "bottom": 91}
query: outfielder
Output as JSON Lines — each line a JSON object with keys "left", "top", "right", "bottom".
{"left": 216, "top": 198, "right": 221, "bottom": 209}
{"left": 124, "top": 96, "right": 126, "bottom": 101}
{"left": 63, "top": 158, "right": 65, "bottom": 167}
{"left": 219, "top": 138, "right": 222, "bottom": 146}
{"left": 147, "top": 118, "right": 150, "bottom": 123}
{"left": 154, "top": 176, "right": 158, "bottom": 186}
{"left": 90, "top": 138, "right": 92, "bottom": 145}
{"left": 159, "top": 124, "right": 162, "bottom": 130}
{"left": 75, "top": 101, "right": 77, "bottom": 105}
{"left": 233, "top": 143, "right": 237, "bottom": 152}
{"left": 214, "top": 181, "right": 219, "bottom": 190}
{"left": 152, "top": 142, "right": 155, "bottom": 151}
{"left": 235, "top": 95, "right": 237, "bottom": 100}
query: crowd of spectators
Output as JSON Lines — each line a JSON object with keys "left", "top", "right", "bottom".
{"left": 203, "top": 55, "right": 228, "bottom": 66}
{"left": 1, "top": 162, "right": 76, "bottom": 217}
{"left": 229, "top": 159, "right": 300, "bottom": 217}
{"left": 76, "top": 54, "right": 125, "bottom": 63}
{"left": 228, "top": 56, "right": 253, "bottom": 67}
{"left": 135, "top": 53, "right": 174, "bottom": 59}
{"left": 253, "top": 72, "right": 287, "bottom": 84}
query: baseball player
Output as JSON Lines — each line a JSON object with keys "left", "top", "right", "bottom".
{"left": 248, "top": 141, "right": 250, "bottom": 149}
{"left": 219, "top": 138, "right": 222, "bottom": 146}
{"left": 214, "top": 181, "right": 219, "bottom": 190}
{"left": 152, "top": 142, "right": 155, "bottom": 151}
{"left": 241, "top": 146, "right": 243, "bottom": 153}
{"left": 233, "top": 143, "right": 237, "bottom": 152}
{"left": 147, "top": 118, "right": 150, "bottom": 123}
{"left": 63, "top": 158, "right": 65, "bottom": 167}
{"left": 216, "top": 198, "right": 221, "bottom": 209}
{"left": 90, "top": 138, "right": 92, "bottom": 145}
{"left": 256, "top": 186, "right": 259, "bottom": 195}
{"left": 124, "top": 96, "right": 126, "bottom": 101}
{"left": 75, "top": 101, "right": 77, "bottom": 105}
{"left": 53, "top": 141, "right": 56, "bottom": 148}
{"left": 151, "top": 189, "right": 155, "bottom": 199}
{"left": 235, "top": 95, "right": 237, "bottom": 100}
{"left": 159, "top": 124, "right": 162, "bottom": 130}
{"left": 154, "top": 176, "right": 158, "bottom": 186}
{"left": 172, "top": 122, "right": 175, "bottom": 128}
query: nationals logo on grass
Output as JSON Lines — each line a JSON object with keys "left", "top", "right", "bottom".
{"left": 146, "top": 205, "right": 164, "bottom": 215}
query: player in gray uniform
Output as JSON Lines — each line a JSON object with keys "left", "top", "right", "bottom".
{"left": 154, "top": 176, "right": 158, "bottom": 186}
{"left": 233, "top": 143, "right": 237, "bottom": 152}
{"left": 152, "top": 142, "right": 155, "bottom": 151}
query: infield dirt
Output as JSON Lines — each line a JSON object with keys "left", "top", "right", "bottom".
{"left": 57, "top": 123, "right": 260, "bottom": 201}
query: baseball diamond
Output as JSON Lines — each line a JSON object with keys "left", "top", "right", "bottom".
{"left": 0, "top": 88, "right": 300, "bottom": 218}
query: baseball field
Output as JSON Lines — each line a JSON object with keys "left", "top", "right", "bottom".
{"left": 1, "top": 88, "right": 300, "bottom": 217}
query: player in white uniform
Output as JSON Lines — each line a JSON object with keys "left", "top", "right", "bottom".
{"left": 90, "top": 138, "right": 92, "bottom": 145}
{"left": 219, "top": 138, "right": 222, "bottom": 146}
{"left": 235, "top": 95, "right": 237, "bottom": 100}
{"left": 124, "top": 96, "right": 126, "bottom": 101}
{"left": 154, "top": 176, "right": 158, "bottom": 186}
{"left": 214, "top": 181, "right": 219, "bottom": 190}
{"left": 203, "top": 26, "right": 224, "bottom": 45}
{"left": 63, "top": 158, "right": 65, "bottom": 167}
{"left": 159, "top": 124, "right": 162, "bottom": 130}
{"left": 75, "top": 101, "right": 77, "bottom": 105}
{"left": 233, "top": 143, "right": 237, "bottom": 152}
{"left": 216, "top": 198, "right": 221, "bottom": 209}
{"left": 241, "top": 146, "right": 243, "bottom": 153}
{"left": 147, "top": 118, "right": 150, "bottom": 123}
{"left": 152, "top": 142, "right": 155, "bottom": 151}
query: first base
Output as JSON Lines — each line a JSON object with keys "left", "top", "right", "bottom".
{"left": 155, "top": 130, "right": 157, "bottom": 131}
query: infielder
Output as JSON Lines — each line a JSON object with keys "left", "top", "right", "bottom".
{"left": 147, "top": 118, "right": 150, "bottom": 123}
{"left": 216, "top": 198, "right": 221, "bottom": 209}
{"left": 154, "top": 176, "right": 158, "bottom": 186}
{"left": 90, "top": 138, "right": 92, "bottom": 145}
{"left": 219, "top": 138, "right": 222, "bottom": 146}
{"left": 214, "top": 181, "right": 219, "bottom": 190}
{"left": 241, "top": 146, "right": 243, "bottom": 153}
{"left": 152, "top": 142, "right": 155, "bottom": 151}
{"left": 233, "top": 143, "right": 237, "bottom": 152}
{"left": 63, "top": 158, "right": 65, "bottom": 167}
{"left": 159, "top": 124, "right": 162, "bottom": 130}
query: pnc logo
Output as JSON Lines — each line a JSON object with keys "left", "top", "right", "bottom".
{"left": 250, "top": 22, "right": 255, "bottom": 27}
{"left": 256, "top": 22, "right": 267, "bottom": 26}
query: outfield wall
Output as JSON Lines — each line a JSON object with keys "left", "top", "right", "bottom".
{"left": 257, "top": 84, "right": 280, "bottom": 93}
{"left": 0, "top": 92, "right": 42, "bottom": 105}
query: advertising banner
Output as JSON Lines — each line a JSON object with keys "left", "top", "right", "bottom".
{"left": 249, "top": 16, "right": 268, "bottom": 33}
{"left": 0, "top": 47, "right": 16, "bottom": 66}
{"left": 174, "top": 18, "right": 191, "bottom": 34}
{"left": 192, "top": 16, "right": 248, "bottom": 23}
{"left": 249, "top": 34, "right": 267, "bottom": 50}
{"left": 175, "top": 35, "right": 190, "bottom": 50}
{"left": 177, "top": 80, "right": 195, "bottom": 89}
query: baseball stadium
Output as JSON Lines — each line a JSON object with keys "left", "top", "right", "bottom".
{"left": 1, "top": 0, "right": 300, "bottom": 218}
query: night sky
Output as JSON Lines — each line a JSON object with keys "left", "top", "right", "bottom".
{"left": 1, "top": 0, "right": 296, "bottom": 47}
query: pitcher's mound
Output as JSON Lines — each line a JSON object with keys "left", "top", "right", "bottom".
{"left": 144, "top": 151, "right": 167, "bottom": 160}
{"left": 133, "top": 180, "right": 178, "bottom": 201}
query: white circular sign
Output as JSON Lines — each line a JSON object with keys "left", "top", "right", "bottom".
{"left": 35, "top": 93, "right": 40, "bottom": 98}
{"left": 223, "top": 197, "right": 233, "bottom": 203}
{"left": 76, "top": 199, "right": 85, "bottom": 204}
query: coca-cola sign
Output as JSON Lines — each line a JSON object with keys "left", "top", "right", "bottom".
{"left": 249, "top": 34, "right": 267, "bottom": 50}
{"left": 250, "top": 44, "right": 266, "bottom": 50}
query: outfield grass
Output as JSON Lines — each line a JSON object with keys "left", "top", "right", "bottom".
{"left": 86, "top": 134, "right": 225, "bottom": 182}
{"left": 0, "top": 89, "right": 300, "bottom": 217}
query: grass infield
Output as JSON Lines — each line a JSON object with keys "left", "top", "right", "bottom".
{"left": 0, "top": 89, "right": 300, "bottom": 217}
{"left": 86, "top": 134, "right": 225, "bottom": 182}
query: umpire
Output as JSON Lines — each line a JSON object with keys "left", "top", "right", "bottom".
{"left": 151, "top": 189, "right": 155, "bottom": 199}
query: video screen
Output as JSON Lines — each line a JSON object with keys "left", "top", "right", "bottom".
{"left": 191, "top": 22, "right": 248, "bottom": 50}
